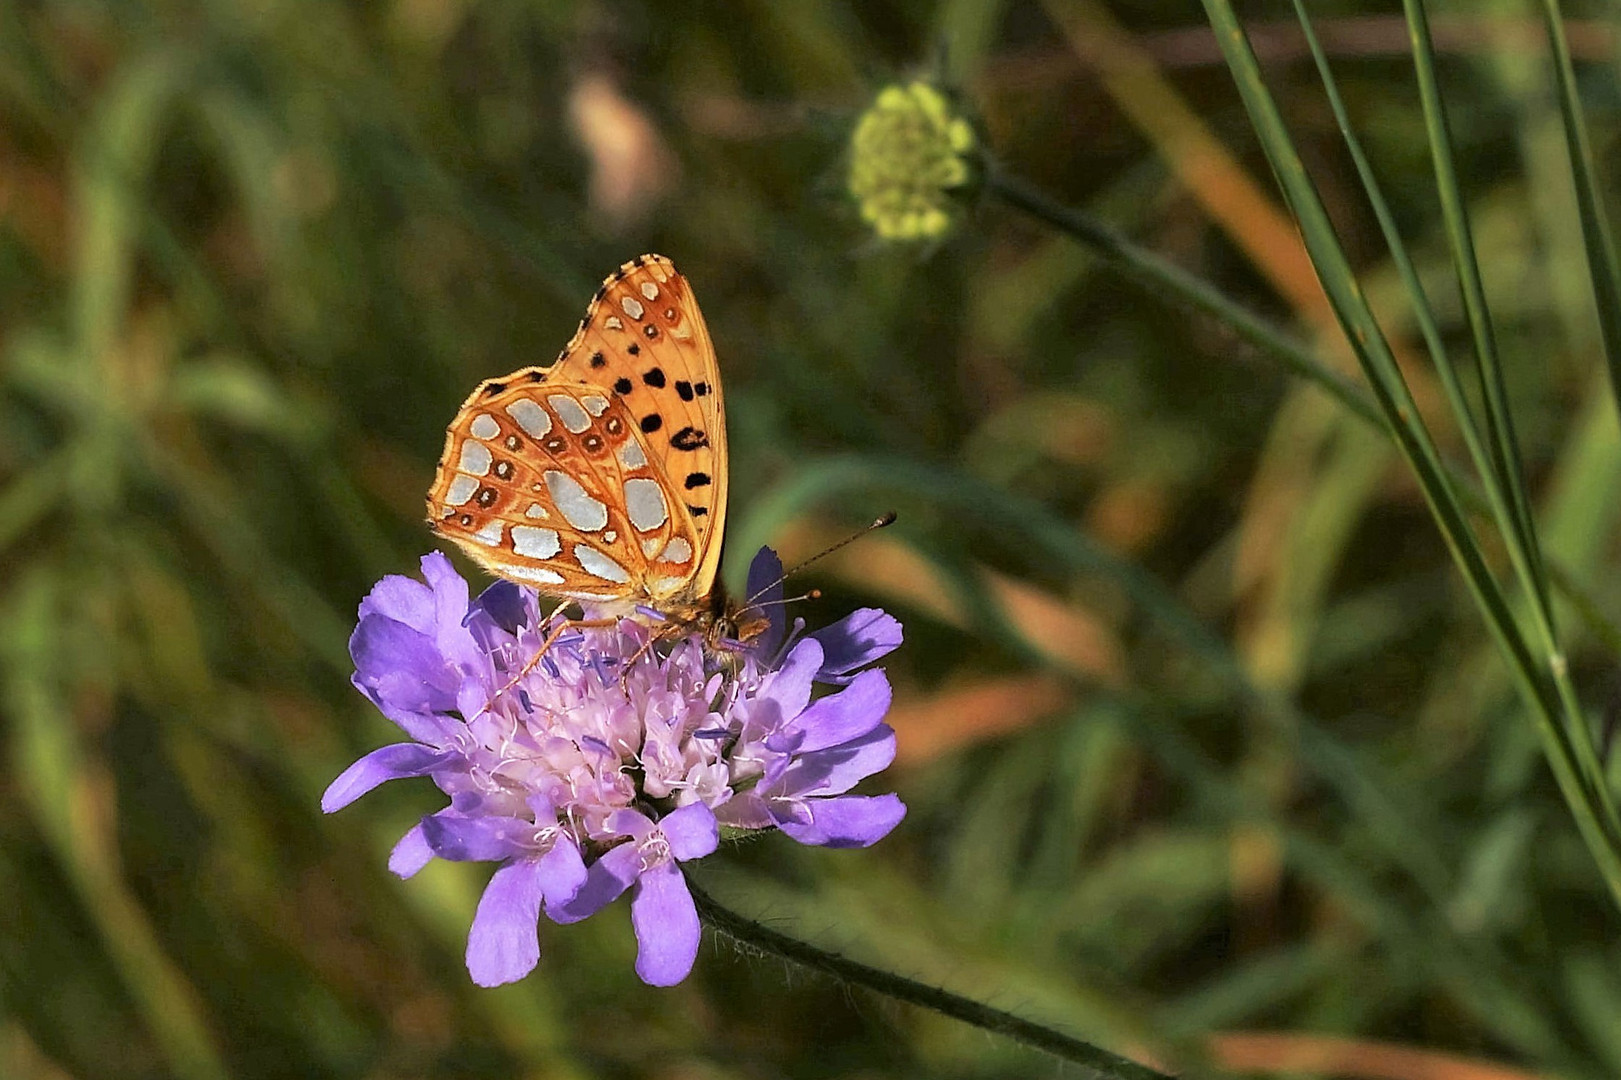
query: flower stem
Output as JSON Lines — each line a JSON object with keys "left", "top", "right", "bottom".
{"left": 687, "top": 878, "right": 1177, "bottom": 1080}
{"left": 983, "top": 166, "right": 1379, "bottom": 428}
{"left": 983, "top": 164, "right": 1621, "bottom": 657}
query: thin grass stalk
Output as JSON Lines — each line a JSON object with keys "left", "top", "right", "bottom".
{"left": 1198, "top": 0, "right": 1621, "bottom": 909}
{"left": 1401, "top": 0, "right": 1615, "bottom": 823}
{"left": 1293, "top": 0, "right": 1608, "bottom": 812}
{"left": 1288, "top": 1, "right": 1520, "bottom": 585}
{"left": 982, "top": 164, "right": 1621, "bottom": 653}
{"left": 1536, "top": 0, "right": 1621, "bottom": 427}
{"left": 1402, "top": 0, "right": 1548, "bottom": 613}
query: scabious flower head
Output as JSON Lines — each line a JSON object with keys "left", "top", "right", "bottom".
{"left": 848, "top": 79, "right": 978, "bottom": 241}
{"left": 324, "top": 549, "right": 905, "bottom": 987}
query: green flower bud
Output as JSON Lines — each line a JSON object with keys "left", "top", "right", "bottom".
{"left": 848, "top": 81, "right": 977, "bottom": 241}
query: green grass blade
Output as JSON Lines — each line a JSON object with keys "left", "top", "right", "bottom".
{"left": 1537, "top": 0, "right": 1621, "bottom": 430}
{"left": 1295, "top": 0, "right": 1612, "bottom": 819}
{"left": 1401, "top": 0, "right": 1549, "bottom": 616}
{"left": 984, "top": 169, "right": 1382, "bottom": 429}
{"left": 1404, "top": 0, "right": 1614, "bottom": 814}
{"left": 1198, "top": 0, "right": 1621, "bottom": 910}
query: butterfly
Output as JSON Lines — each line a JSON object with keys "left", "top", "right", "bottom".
{"left": 426, "top": 254, "right": 762, "bottom": 650}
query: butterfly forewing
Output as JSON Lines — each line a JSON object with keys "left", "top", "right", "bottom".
{"left": 427, "top": 255, "right": 727, "bottom": 611}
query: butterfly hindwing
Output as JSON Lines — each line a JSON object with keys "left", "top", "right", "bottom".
{"left": 426, "top": 255, "right": 726, "bottom": 610}
{"left": 549, "top": 255, "right": 728, "bottom": 601}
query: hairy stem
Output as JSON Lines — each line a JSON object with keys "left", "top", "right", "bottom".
{"left": 688, "top": 878, "right": 1178, "bottom": 1080}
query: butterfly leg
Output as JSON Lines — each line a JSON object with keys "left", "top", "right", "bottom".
{"left": 615, "top": 620, "right": 687, "bottom": 694}
{"left": 481, "top": 614, "right": 620, "bottom": 716}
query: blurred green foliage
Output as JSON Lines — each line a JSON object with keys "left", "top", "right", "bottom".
{"left": 5, "top": 1, "right": 1621, "bottom": 1078}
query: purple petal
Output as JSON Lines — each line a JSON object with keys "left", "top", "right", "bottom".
{"left": 537, "top": 834, "right": 588, "bottom": 908}
{"left": 350, "top": 615, "right": 460, "bottom": 717}
{"left": 549, "top": 841, "right": 641, "bottom": 923}
{"left": 658, "top": 803, "right": 719, "bottom": 862}
{"left": 603, "top": 808, "right": 657, "bottom": 842}
{"left": 358, "top": 573, "right": 436, "bottom": 633}
{"left": 629, "top": 862, "right": 701, "bottom": 986}
{"left": 811, "top": 608, "right": 902, "bottom": 682}
{"left": 474, "top": 580, "right": 529, "bottom": 636}
{"left": 348, "top": 673, "right": 458, "bottom": 744}
{"left": 740, "top": 547, "right": 786, "bottom": 656}
{"left": 389, "top": 822, "right": 434, "bottom": 878}
{"left": 748, "top": 638, "right": 821, "bottom": 739}
{"left": 322, "top": 743, "right": 452, "bottom": 812}
{"left": 422, "top": 552, "right": 482, "bottom": 669}
{"left": 769, "top": 726, "right": 897, "bottom": 798}
{"left": 713, "top": 792, "right": 774, "bottom": 831}
{"left": 767, "top": 668, "right": 891, "bottom": 756}
{"left": 776, "top": 794, "right": 907, "bottom": 848}
{"left": 420, "top": 812, "right": 534, "bottom": 862}
{"left": 466, "top": 859, "right": 547, "bottom": 987}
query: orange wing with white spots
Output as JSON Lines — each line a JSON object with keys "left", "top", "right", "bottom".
{"left": 426, "top": 255, "right": 727, "bottom": 609}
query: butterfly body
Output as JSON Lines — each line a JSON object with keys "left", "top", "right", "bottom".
{"left": 427, "top": 255, "right": 759, "bottom": 646}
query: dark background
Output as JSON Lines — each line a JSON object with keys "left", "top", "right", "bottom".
{"left": 3, "top": 1, "right": 1621, "bottom": 1078}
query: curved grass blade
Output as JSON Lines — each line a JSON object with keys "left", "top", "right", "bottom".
{"left": 1198, "top": 0, "right": 1621, "bottom": 910}
{"left": 1537, "top": 0, "right": 1621, "bottom": 430}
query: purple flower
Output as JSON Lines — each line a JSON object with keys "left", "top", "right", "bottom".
{"left": 323, "top": 549, "right": 904, "bottom": 987}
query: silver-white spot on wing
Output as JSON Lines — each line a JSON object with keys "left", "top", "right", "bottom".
{"left": 525, "top": 503, "right": 549, "bottom": 519}
{"left": 640, "top": 282, "right": 659, "bottom": 301}
{"left": 574, "top": 544, "right": 629, "bottom": 583}
{"left": 472, "top": 520, "right": 504, "bottom": 547}
{"left": 444, "top": 474, "right": 480, "bottom": 506}
{"left": 648, "top": 576, "right": 687, "bottom": 595}
{"left": 617, "top": 440, "right": 647, "bottom": 470}
{"left": 470, "top": 413, "right": 500, "bottom": 440}
{"left": 605, "top": 315, "right": 624, "bottom": 331}
{"left": 620, "top": 296, "right": 644, "bottom": 319}
{"left": 623, "top": 477, "right": 669, "bottom": 532}
{"left": 659, "top": 537, "right": 693, "bottom": 564}
{"left": 505, "top": 399, "right": 552, "bottom": 439}
{"left": 581, "top": 394, "right": 609, "bottom": 416}
{"left": 543, "top": 470, "right": 608, "bottom": 532}
{"left": 504, "top": 565, "right": 566, "bottom": 585}
{"left": 602, "top": 529, "right": 618, "bottom": 543}
{"left": 511, "top": 525, "right": 561, "bottom": 559}
{"left": 548, "top": 394, "right": 591, "bottom": 433}
{"left": 459, "top": 440, "right": 492, "bottom": 476}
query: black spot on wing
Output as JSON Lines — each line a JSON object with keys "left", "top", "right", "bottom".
{"left": 640, "top": 414, "right": 663, "bottom": 433}
{"left": 642, "top": 368, "right": 666, "bottom": 388}
{"left": 483, "top": 381, "right": 507, "bottom": 396}
{"left": 675, "top": 380, "right": 693, "bottom": 401}
{"left": 684, "top": 472, "right": 710, "bottom": 489}
{"left": 614, "top": 377, "right": 633, "bottom": 394}
{"left": 590, "top": 351, "right": 606, "bottom": 368}
{"left": 670, "top": 426, "right": 708, "bottom": 451}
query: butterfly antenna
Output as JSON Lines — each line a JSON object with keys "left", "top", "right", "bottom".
{"left": 743, "top": 512, "right": 897, "bottom": 606}
{"left": 745, "top": 589, "right": 822, "bottom": 610}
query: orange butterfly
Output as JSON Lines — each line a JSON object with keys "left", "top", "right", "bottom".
{"left": 426, "top": 254, "right": 759, "bottom": 648}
